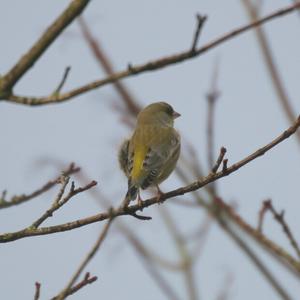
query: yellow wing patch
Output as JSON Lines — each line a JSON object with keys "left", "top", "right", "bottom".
{"left": 131, "top": 146, "right": 146, "bottom": 181}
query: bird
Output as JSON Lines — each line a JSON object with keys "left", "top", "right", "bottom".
{"left": 118, "top": 101, "right": 181, "bottom": 207}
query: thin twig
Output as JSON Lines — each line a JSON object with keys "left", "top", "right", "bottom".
{"left": 214, "top": 197, "right": 300, "bottom": 276}
{"left": 4, "top": 2, "right": 300, "bottom": 105}
{"left": 53, "top": 66, "right": 71, "bottom": 95}
{"left": 0, "top": 163, "right": 79, "bottom": 209}
{"left": 31, "top": 179, "right": 97, "bottom": 229}
{"left": 34, "top": 282, "right": 41, "bottom": 300}
{"left": 258, "top": 200, "right": 300, "bottom": 260}
{"left": 258, "top": 199, "right": 270, "bottom": 232}
{"left": 51, "top": 273, "right": 97, "bottom": 300}
{"left": 211, "top": 147, "right": 227, "bottom": 174}
{"left": 190, "top": 14, "right": 207, "bottom": 52}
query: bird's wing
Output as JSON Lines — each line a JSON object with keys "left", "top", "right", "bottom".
{"left": 136, "top": 126, "right": 180, "bottom": 189}
{"left": 118, "top": 139, "right": 130, "bottom": 177}
{"left": 129, "top": 126, "right": 180, "bottom": 189}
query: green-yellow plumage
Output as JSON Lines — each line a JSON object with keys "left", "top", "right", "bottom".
{"left": 118, "top": 102, "right": 181, "bottom": 204}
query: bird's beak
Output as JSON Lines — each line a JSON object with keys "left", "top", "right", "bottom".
{"left": 172, "top": 111, "right": 181, "bottom": 119}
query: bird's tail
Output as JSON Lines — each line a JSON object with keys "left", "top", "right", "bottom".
{"left": 122, "top": 179, "right": 138, "bottom": 208}
{"left": 126, "top": 182, "right": 138, "bottom": 201}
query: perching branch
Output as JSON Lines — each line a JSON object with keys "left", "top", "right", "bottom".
{"left": 3, "top": 2, "right": 300, "bottom": 105}
{"left": 0, "top": 114, "right": 298, "bottom": 279}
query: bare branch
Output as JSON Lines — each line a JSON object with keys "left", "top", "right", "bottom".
{"left": 51, "top": 272, "right": 97, "bottom": 300}
{"left": 214, "top": 197, "right": 300, "bottom": 277}
{"left": 0, "top": 163, "right": 79, "bottom": 209}
{"left": 0, "top": 0, "right": 90, "bottom": 96}
{"left": 34, "top": 282, "right": 41, "bottom": 300}
{"left": 31, "top": 179, "right": 97, "bottom": 229}
{"left": 258, "top": 200, "right": 300, "bottom": 260}
{"left": 258, "top": 199, "right": 270, "bottom": 232}
{"left": 0, "top": 117, "right": 299, "bottom": 276}
{"left": 53, "top": 66, "right": 71, "bottom": 95}
{"left": 211, "top": 147, "right": 227, "bottom": 174}
{"left": 190, "top": 14, "right": 207, "bottom": 52}
{"left": 4, "top": 2, "right": 300, "bottom": 105}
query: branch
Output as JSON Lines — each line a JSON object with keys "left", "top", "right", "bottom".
{"left": 190, "top": 14, "right": 207, "bottom": 52}
{"left": 258, "top": 198, "right": 270, "bottom": 232}
{"left": 0, "top": 115, "right": 298, "bottom": 277}
{"left": 258, "top": 200, "right": 300, "bottom": 260}
{"left": 214, "top": 197, "right": 300, "bottom": 276}
{"left": 0, "top": 0, "right": 90, "bottom": 97}
{"left": 34, "top": 282, "right": 41, "bottom": 300}
{"left": 0, "top": 163, "right": 79, "bottom": 209}
{"left": 51, "top": 272, "right": 97, "bottom": 300}
{"left": 53, "top": 66, "right": 71, "bottom": 95}
{"left": 211, "top": 147, "right": 227, "bottom": 174}
{"left": 4, "top": 2, "right": 300, "bottom": 105}
{"left": 31, "top": 178, "right": 97, "bottom": 229}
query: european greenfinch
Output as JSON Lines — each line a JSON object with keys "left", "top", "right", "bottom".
{"left": 119, "top": 102, "right": 181, "bottom": 206}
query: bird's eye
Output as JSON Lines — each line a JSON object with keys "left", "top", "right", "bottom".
{"left": 165, "top": 104, "right": 174, "bottom": 115}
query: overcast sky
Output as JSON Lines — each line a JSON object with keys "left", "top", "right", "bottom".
{"left": 1, "top": 1, "right": 300, "bottom": 299}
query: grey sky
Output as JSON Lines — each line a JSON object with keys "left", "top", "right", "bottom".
{"left": 1, "top": 1, "right": 300, "bottom": 299}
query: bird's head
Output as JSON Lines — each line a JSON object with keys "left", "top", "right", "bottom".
{"left": 137, "top": 102, "right": 180, "bottom": 127}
